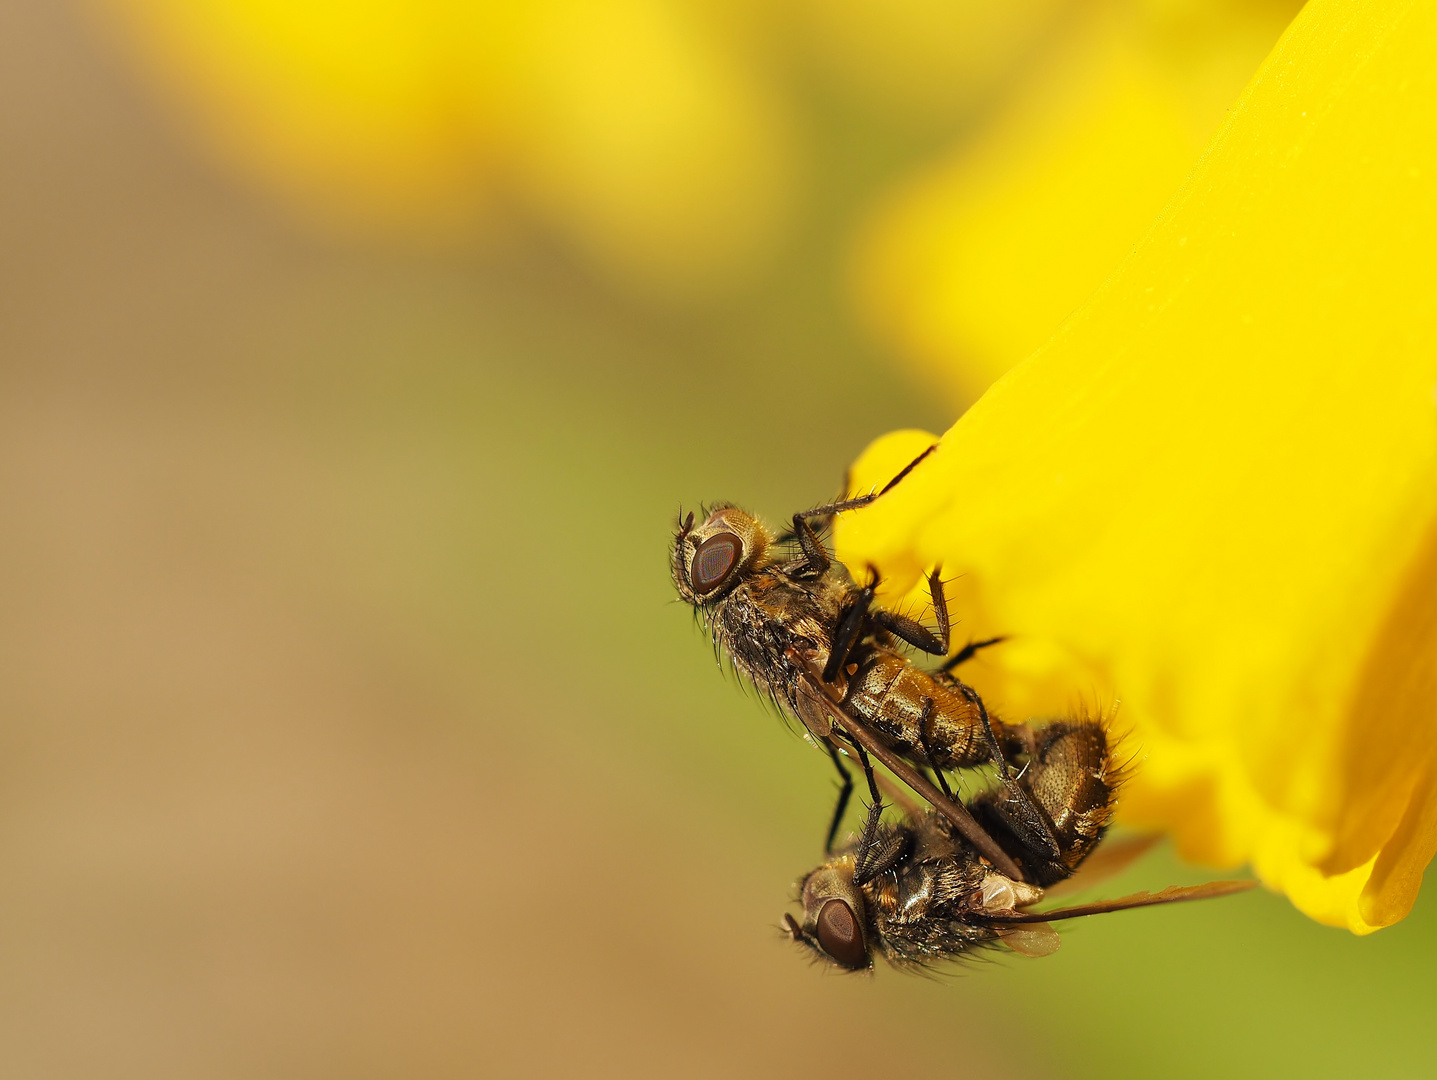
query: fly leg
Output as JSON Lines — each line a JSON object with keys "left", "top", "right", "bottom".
{"left": 823, "top": 580, "right": 876, "bottom": 682}
{"left": 842, "top": 740, "right": 909, "bottom": 887}
{"left": 826, "top": 565, "right": 950, "bottom": 685}
{"left": 788, "top": 645, "right": 1027, "bottom": 880}
{"left": 822, "top": 732, "right": 890, "bottom": 875}
{"left": 786, "top": 499, "right": 888, "bottom": 576}
{"left": 785, "top": 443, "right": 939, "bottom": 574}
{"left": 823, "top": 740, "right": 855, "bottom": 855}
{"left": 912, "top": 696, "right": 956, "bottom": 801}
{"left": 852, "top": 741, "right": 884, "bottom": 820}
{"left": 874, "top": 573, "right": 1005, "bottom": 671}
{"left": 836, "top": 440, "right": 938, "bottom": 509}
{"left": 940, "top": 636, "right": 1006, "bottom": 671}
{"left": 956, "top": 682, "right": 1063, "bottom": 865}
{"left": 788, "top": 496, "right": 890, "bottom": 576}
{"left": 824, "top": 563, "right": 944, "bottom": 682}
{"left": 851, "top": 798, "right": 910, "bottom": 887}
{"left": 869, "top": 566, "right": 951, "bottom": 656}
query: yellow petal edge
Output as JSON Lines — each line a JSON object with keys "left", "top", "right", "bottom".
{"left": 836, "top": 0, "right": 1437, "bottom": 932}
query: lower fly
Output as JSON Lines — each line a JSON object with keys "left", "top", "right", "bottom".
{"left": 784, "top": 718, "right": 1253, "bottom": 972}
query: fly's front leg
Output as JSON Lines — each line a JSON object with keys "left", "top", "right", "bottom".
{"left": 788, "top": 501, "right": 888, "bottom": 575}
{"left": 955, "top": 682, "right": 1063, "bottom": 863}
{"left": 789, "top": 511, "right": 833, "bottom": 576}
{"left": 838, "top": 442, "right": 938, "bottom": 508}
{"left": 789, "top": 442, "right": 940, "bottom": 575}
{"left": 841, "top": 739, "right": 909, "bottom": 887}
{"left": 839, "top": 738, "right": 885, "bottom": 861}
{"left": 851, "top": 799, "right": 909, "bottom": 887}
{"left": 823, "top": 740, "right": 855, "bottom": 855}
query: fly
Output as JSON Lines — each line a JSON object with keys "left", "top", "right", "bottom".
{"left": 784, "top": 720, "right": 1252, "bottom": 971}
{"left": 672, "top": 444, "right": 1067, "bottom": 881}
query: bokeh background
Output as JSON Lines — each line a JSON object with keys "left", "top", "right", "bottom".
{"left": 2, "top": 1, "right": 1434, "bottom": 1077}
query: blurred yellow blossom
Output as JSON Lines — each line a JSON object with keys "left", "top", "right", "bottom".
{"left": 836, "top": 0, "right": 1437, "bottom": 932}
{"left": 792, "top": 0, "right": 1073, "bottom": 123}
{"left": 90, "top": 0, "right": 796, "bottom": 300}
{"left": 89, "top": 0, "right": 1073, "bottom": 303}
{"left": 852, "top": 0, "right": 1303, "bottom": 401}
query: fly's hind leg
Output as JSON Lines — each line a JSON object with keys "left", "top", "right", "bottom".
{"left": 975, "top": 719, "right": 1118, "bottom": 887}
{"left": 954, "top": 682, "right": 1064, "bottom": 865}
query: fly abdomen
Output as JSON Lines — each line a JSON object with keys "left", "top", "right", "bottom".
{"left": 843, "top": 649, "right": 992, "bottom": 772}
{"left": 972, "top": 718, "right": 1119, "bottom": 886}
{"left": 1023, "top": 720, "right": 1118, "bottom": 871}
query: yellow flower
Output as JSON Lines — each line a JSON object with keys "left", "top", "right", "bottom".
{"left": 91, "top": 0, "right": 800, "bottom": 301}
{"left": 851, "top": 0, "right": 1303, "bottom": 402}
{"left": 791, "top": 0, "right": 1071, "bottom": 123}
{"left": 89, "top": 0, "right": 1069, "bottom": 303}
{"left": 835, "top": 0, "right": 1437, "bottom": 933}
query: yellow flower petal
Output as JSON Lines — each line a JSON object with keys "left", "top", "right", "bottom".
{"left": 837, "top": 0, "right": 1437, "bottom": 932}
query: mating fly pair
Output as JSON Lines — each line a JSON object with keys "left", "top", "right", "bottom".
{"left": 671, "top": 444, "right": 1250, "bottom": 972}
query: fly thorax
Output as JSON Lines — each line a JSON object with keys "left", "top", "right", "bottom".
{"left": 891, "top": 863, "right": 942, "bottom": 923}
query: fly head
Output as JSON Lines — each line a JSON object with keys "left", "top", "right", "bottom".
{"left": 671, "top": 505, "right": 773, "bottom": 606}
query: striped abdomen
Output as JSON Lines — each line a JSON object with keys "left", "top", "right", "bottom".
{"left": 841, "top": 648, "right": 994, "bottom": 772}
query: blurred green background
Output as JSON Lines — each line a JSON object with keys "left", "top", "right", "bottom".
{"left": 1, "top": 2, "right": 1434, "bottom": 1078}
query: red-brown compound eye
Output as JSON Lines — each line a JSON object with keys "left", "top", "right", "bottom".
{"left": 690, "top": 532, "right": 741, "bottom": 595}
{"left": 815, "top": 899, "right": 867, "bottom": 970}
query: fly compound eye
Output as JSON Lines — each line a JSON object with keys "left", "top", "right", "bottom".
{"left": 690, "top": 532, "right": 742, "bottom": 595}
{"left": 815, "top": 899, "right": 867, "bottom": 969}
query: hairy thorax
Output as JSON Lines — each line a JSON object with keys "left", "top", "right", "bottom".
{"left": 860, "top": 821, "right": 996, "bottom": 965}
{"left": 708, "top": 563, "right": 858, "bottom": 711}
{"left": 707, "top": 560, "right": 997, "bottom": 766}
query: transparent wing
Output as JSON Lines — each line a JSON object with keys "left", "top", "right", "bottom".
{"left": 1041, "top": 833, "right": 1163, "bottom": 900}
{"left": 996, "top": 923, "right": 1061, "bottom": 957}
